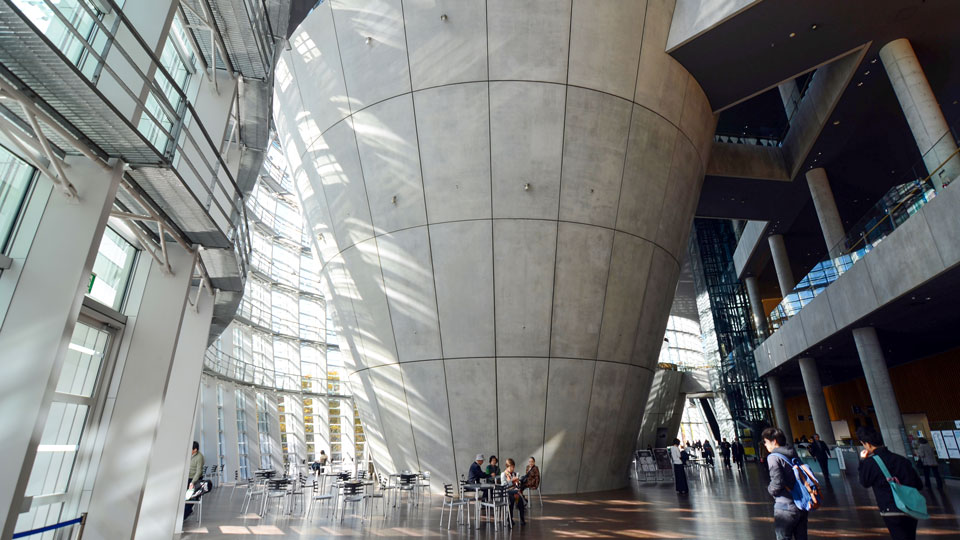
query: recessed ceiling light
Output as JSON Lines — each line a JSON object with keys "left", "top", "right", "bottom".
{"left": 954, "top": 100, "right": 958, "bottom": 105}
{"left": 864, "top": 70, "right": 871, "bottom": 76}
{"left": 832, "top": 120, "right": 840, "bottom": 125}
{"left": 789, "top": 32, "right": 797, "bottom": 38}
{"left": 810, "top": 24, "right": 818, "bottom": 30}
{"left": 871, "top": 58, "right": 877, "bottom": 64}
{"left": 817, "top": 152, "right": 822, "bottom": 155}
{"left": 857, "top": 82, "right": 863, "bottom": 87}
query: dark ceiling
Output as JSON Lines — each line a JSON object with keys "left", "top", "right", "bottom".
{"left": 681, "top": 0, "right": 960, "bottom": 300}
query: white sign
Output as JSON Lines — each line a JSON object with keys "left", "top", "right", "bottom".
{"left": 942, "top": 431, "right": 960, "bottom": 460}
{"left": 932, "top": 431, "right": 949, "bottom": 460}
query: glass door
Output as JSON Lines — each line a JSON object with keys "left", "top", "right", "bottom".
{"left": 15, "top": 312, "right": 120, "bottom": 538}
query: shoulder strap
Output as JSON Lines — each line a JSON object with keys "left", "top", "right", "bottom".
{"left": 872, "top": 455, "right": 893, "bottom": 478}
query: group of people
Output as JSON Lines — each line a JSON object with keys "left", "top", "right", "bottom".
{"left": 765, "top": 426, "right": 924, "bottom": 540}
{"left": 678, "top": 438, "right": 746, "bottom": 468}
{"left": 466, "top": 454, "right": 540, "bottom": 526}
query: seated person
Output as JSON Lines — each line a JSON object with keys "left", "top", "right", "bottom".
{"left": 467, "top": 454, "right": 494, "bottom": 499}
{"left": 523, "top": 456, "right": 540, "bottom": 495}
{"left": 501, "top": 458, "right": 526, "bottom": 525}
{"left": 486, "top": 455, "right": 501, "bottom": 478}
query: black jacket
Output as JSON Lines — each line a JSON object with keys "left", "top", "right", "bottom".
{"left": 858, "top": 447, "right": 922, "bottom": 513}
{"left": 732, "top": 442, "right": 745, "bottom": 460}
{"left": 468, "top": 462, "right": 489, "bottom": 484}
{"left": 766, "top": 445, "right": 800, "bottom": 510}
{"left": 810, "top": 440, "right": 829, "bottom": 460}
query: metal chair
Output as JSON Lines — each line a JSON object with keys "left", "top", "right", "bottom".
{"left": 396, "top": 474, "right": 417, "bottom": 506}
{"left": 240, "top": 478, "right": 265, "bottom": 515}
{"left": 308, "top": 480, "right": 338, "bottom": 521}
{"left": 479, "top": 485, "right": 510, "bottom": 530}
{"left": 379, "top": 473, "right": 398, "bottom": 506}
{"left": 287, "top": 474, "right": 307, "bottom": 515}
{"left": 184, "top": 498, "right": 202, "bottom": 526}
{"left": 364, "top": 477, "right": 388, "bottom": 518}
{"left": 439, "top": 483, "right": 471, "bottom": 529}
{"left": 416, "top": 471, "right": 431, "bottom": 505}
{"left": 339, "top": 483, "right": 365, "bottom": 523}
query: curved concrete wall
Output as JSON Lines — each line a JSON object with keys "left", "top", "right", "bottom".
{"left": 273, "top": 0, "right": 715, "bottom": 493}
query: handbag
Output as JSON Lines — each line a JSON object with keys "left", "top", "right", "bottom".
{"left": 871, "top": 455, "right": 929, "bottom": 520}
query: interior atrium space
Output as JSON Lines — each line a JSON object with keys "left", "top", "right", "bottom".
{"left": 2, "top": 1, "right": 960, "bottom": 539}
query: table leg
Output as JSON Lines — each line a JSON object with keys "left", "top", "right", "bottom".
{"left": 474, "top": 491, "right": 480, "bottom": 529}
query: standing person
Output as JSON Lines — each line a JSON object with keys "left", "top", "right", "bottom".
{"left": 720, "top": 438, "right": 732, "bottom": 467}
{"left": 916, "top": 437, "right": 943, "bottom": 490}
{"left": 183, "top": 441, "right": 204, "bottom": 521}
{"left": 669, "top": 439, "right": 689, "bottom": 494}
{"left": 487, "top": 455, "right": 501, "bottom": 477}
{"left": 703, "top": 440, "right": 715, "bottom": 466}
{"left": 318, "top": 449, "right": 329, "bottom": 473}
{"left": 732, "top": 438, "right": 745, "bottom": 469}
{"left": 810, "top": 434, "right": 831, "bottom": 480}
{"left": 857, "top": 426, "right": 923, "bottom": 539}
{"left": 762, "top": 428, "right": 808, "bottom": 540}
{"left": 501, "top": 459, "right": 526, "bottom": 525}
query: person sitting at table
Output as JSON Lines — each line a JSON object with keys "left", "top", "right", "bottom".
{"left": 486, "top": 455, "right": 501, "bottom": 478}
{"left": 467, "top": 454, "right": 494, "bottom": 499}
{"left": 501, "top": 458, "right": 526, "bottom": 526}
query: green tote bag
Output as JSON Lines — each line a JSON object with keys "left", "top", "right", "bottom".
{"left": 872, "top": 455, "right": 929, "bottom": 520}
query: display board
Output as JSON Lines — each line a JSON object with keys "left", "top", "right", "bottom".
{"left": 941, "top": 431, "right": 960, "bottom": 459}
{"left": 931, "top": 431, "right": 948, "bottom": 460}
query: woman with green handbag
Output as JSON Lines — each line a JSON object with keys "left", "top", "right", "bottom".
{"left": 856, "top": 426, "right": 927, "bottom": 540}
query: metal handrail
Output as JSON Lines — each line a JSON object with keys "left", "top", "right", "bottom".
{"left": 203, "top": 348, "right": 351, "bottom": 397}
{"left": 9, "top": 0, "right": 250, "bottom": 266}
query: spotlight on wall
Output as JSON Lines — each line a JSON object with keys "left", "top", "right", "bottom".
{"left": 523, "top": 183, "right": 531, "bottom": 191}
{"left": 391, "top": 195, "right": 398, "bottom": 205}
{"left": 440, "top": 13, "right": 448, "bottom": 21}
{"left": 365, "top": 36, "right": 373, "bottom": 44}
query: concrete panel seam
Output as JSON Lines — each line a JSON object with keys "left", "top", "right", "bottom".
{"left": 347, "top": 356, "right": 658, "bottom": 377}
{"left": 324, "top": 217, "right": 684, "bottom": 274}
{"left": 295, "top": 81, "right": 710, "bottom": 172}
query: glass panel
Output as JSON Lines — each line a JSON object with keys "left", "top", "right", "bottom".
{"left": 0, "top": 146, "right": 36, "bottom": 253}
{"left": 87, "top": 227, "right": 137, "bottom": 310}
{"left": 24, "top": 320, "right": 110, "bottom": 500}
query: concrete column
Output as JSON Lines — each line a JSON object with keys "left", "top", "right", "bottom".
{"left": 766, "top": 375, "right": 794, "bottom": 443}
{"left": 852, "top": 327, "right": 908, "bottom": 456}
{"left": 744, "top": 276, "right": 769, "bottom": 337}
{"left": 798, "top": 357, "right": 836, "bottom": 445}
{"left": 767, "top": 234, "right": 796, "bottom": 297}
{"left": 138, "top": 284, "right": 213, "bottom": 539}
{"left": 0, "top": 159, "right": 122, "bottom": 539}
{"left": 220, "top": 381, "right": 240, "bottom": 485}
{"left": 778, "top": 80, "right": 800, "bottom": 120}
{"left": 805, "top": 168, "right": 846, "bottom": 258}
{"left": 880, "top": 38, "right": 960, "bottom": 190}
{"left": 83, "top": 246, "right": 199, "bottom": 540}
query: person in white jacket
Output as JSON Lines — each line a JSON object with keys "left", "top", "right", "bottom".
{"left": 669, "top": 439, "right": 688, "bottom": 494}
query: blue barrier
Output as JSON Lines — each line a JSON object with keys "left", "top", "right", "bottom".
{"left": 13, "top": 516, "right": 83, "bottom": 539}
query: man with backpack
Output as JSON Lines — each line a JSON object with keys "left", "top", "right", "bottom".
{"left": 857, "top": 426, "right": 925, "bottom": 540}
{"left": 763, "top": 427, "right": 809, "bottom": 539}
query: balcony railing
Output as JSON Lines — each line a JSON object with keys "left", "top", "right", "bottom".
{"left": 766, "top": 125, "right": 959, "bottom": 331}
{"left": 204, "top": 348, "right": 350, "bottom": 397}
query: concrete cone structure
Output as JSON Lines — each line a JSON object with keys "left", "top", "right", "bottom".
{"left": 273, "top": 0, "right": 715, "bottom": 493}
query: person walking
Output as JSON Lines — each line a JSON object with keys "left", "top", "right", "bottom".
{"left": 732, "top": 438, "right": 745, "bottom": 469}
{"left": 916, "top": 437, "right": 943, "bottom": 490}
{"left": 669, "top": 439, "right": 689, "bottom": 494}
{"left": 763, "top": 428, "right": 808, "bottom": 539}
{"left": 720, "top": 438, "right": 732, "bottom": 467}
{"left": 702, "top": 440, "right": 715, "bottom": 466}
{"left": 857, "top": 426, "right": 923, "bottom": 540}
{"left": 810, "top": 434, "right": 831, "bottom": 480}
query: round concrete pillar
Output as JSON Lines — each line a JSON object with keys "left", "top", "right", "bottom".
{"left": 766, "top": 375, "right": 793, "bottom": 443}
{"left": 805, "top": 168, "right": 845, "bottom": 258}
{"left": 798, "top": 357, "right": 836, "bottom": 445}
{"left": 274, "top": 0, "right": 715, "bottom": 493}
{"left": 744, "top": 276, "right": 768, "bottom": 338}
{"left": 767, "top": 234, "right": 796, "bottom": 298}
{"left": 852, "top": 327, "right": 908, "bottom": 456}
{"left": 880, "top": 38, "right": 959, "bottom": 190}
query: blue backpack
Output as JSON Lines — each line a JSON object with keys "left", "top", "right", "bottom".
{"left": 872, "top": 455, "right": 929, "bottom": 520}
{"left": 770, "top": 453, "right": 822, "bottom": 511}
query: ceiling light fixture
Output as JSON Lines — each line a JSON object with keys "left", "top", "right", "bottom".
{"left": 810, "top": 23, "right": 818, "bottom": 30}
{"left": 864, "top": 70, "right": 870, "bottom": 76}
{"left": 832, "top": 120, "right": 840, "bottom": 125}
{"left": 871, "top": 58, "right": 877, "bottom": 64}
{"left": 789, "top": 32, "right": 797, "bottom": 38}
{"left": 440, "top": 14, "right": 448, "bottom": 21}
{"left": 857, "top": 82, "right": 863, "bottom": 87}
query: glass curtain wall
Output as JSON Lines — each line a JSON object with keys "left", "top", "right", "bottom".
{"left": 202, "top": 137, "right": 362, "bottom": 477}
{"left": 689, "top": 219, "right": 772, "bottom": 457}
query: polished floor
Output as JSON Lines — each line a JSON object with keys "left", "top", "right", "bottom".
{"left": 180, "top": 464, "right": 960, "bottom": 539}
